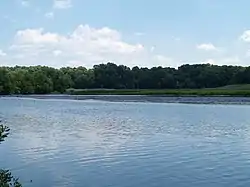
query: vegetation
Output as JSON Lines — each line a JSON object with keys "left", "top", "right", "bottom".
{"left": 1, "top": 63, "right": 250, "bottom": 95}
{"left": 0, "top": 122, "right": 22, "bottom": 187}
{"left": 67, "top": 88, "right": 250, "bottom": 96}
{"left": 215, "top": 84, "right": 250, "bottom": 90}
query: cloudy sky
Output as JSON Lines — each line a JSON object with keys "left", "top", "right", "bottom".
{"left": 1, "top": 0, "right": 250, "bottom": 68}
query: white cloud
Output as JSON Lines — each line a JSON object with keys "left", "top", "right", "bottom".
{"left": 4, "top": 25, "right": 246, "bottom": 68}
{"left": 221, "top": 56, "right": 241, "bottom": 65}
{"left": 45, "top": 12, "right": 54, "bottom": 19}
{"left": 245, "top": 50, "right": 250, "bottom": 57}
{"left": 240, "top": 30, "right": 250, "bottom": 58}
{"left": 150, "top": 46, "right": 155, "bottom": 52}
{"left": 53, "top": 0, "right": 72, "bottom": 9}
{"left": 201, "top": 59, "right": 215, "bottom": 64}
{"left": 134, "top": 32, "right": 145, "bottom": 36}
{"left": 240, "top": 30, "right": 250, "bottom": 42}
{"left": 197, "top": 43, "right": 219, "bottom": 51}
{"left": 14, "top": 28, "right": 62, "bottom": 44}
{"left": 0, "top": 50, "right": 7, "bottom": 57}
{"left": 201, "top": 56, "right": 240, "bottom": 66}
{"left": 152, "top": 55, "right": 176, "bottom": 67}
{"left": 6, "top": 24, "right": 175, "bottom": 68}
{"left": 21, "top": 0, "right": 30, "bottom": 7}
{"left": 53, "top": 50, "right": 62, "bottom": 57}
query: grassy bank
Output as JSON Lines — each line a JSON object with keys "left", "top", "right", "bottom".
{"left": 66, "top": 86, "right": 250, "bottom": 97}
{"left": 214, "top": 84, "right": 250, "bottom": 90}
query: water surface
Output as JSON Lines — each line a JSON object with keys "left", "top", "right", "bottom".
{"left": 1, "top": 97, "right": 250, "bottom": 187}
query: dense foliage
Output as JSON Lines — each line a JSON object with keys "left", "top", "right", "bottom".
{"left": 0, "top": 63, "right": 250, "bottom": 94}
{"left": 0, "top": 122, "right": 22, "bottom": 187}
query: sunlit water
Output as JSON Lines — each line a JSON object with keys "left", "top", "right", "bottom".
{"left": 1, "top": 97, "right": 250, "bottom": 187}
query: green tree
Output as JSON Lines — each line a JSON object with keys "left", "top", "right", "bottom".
{"left": 0, "top": 68, "right": 15, "bottom": 95}
{"left": 1, "top": 63, "right": 250, "bottom": 94}
{"left": 33, "top": 70, "right": 53, "bottom": 94}
{"left": 9, "top": 69, "right": 35, "bottom": 94}
{"left": 93, "top": 63, "right": 121, "bottom": 88}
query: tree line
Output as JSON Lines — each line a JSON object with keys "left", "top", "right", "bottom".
{"left": 1, "top": 63, "right": 250, "bottom": 94}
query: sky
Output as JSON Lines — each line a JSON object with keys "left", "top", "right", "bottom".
{"left": 1, "top": 0, "right": 250, "bottom": 68}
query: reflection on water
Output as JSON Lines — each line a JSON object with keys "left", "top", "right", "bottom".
{"left": 1, "top": 97, "right": 250, "bottom": 187}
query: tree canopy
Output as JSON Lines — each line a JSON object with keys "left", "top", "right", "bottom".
{"left": 0, "top": 63, "right": 249, "bottom": 95}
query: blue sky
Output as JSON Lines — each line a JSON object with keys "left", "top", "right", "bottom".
{"left": 1, "top": 0, "right": 250, "bottom": 68}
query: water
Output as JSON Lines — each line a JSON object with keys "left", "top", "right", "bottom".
{"left": 1, "top": 97, "right": 250, "bottom": 187}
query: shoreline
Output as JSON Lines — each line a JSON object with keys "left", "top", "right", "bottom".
{"left": 3, "top": 94, "right": 250, "bottom": 105}
{"left": 65, "top": 89, "right": 250, "bottom": 97}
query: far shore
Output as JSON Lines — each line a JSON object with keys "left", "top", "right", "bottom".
{"left": 3, "top": 87, "right": 250, "bottom": 98}
{"left": 65, "top": 88, "right": 250, "bottom": 97}
{"left": 4, "top": 93, "right": 250, "bottom": 105}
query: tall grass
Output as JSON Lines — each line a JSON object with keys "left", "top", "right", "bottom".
{"left": 67, "top": 88, "right": 250, "bottom": 97}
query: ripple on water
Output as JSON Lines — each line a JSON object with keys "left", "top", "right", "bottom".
{"left": 1, "top": 98, "right": 250, "bottom": 187}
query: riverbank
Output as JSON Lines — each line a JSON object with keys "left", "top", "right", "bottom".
{"left": 66, "top": 88, "right": 250, "bottom": 97}
{"left": 5, "top": 95, "right": 250, "bottom": 105}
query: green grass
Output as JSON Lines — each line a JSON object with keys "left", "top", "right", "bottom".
{"left": 215, "top": 84, "right": 250, "bottom": 90}
{"left": 66, "top": 85, "right": 250, "bottom": 97}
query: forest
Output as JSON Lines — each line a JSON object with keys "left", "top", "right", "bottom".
{"left": 1, "top": 62, "right": 250, "bottom": 95}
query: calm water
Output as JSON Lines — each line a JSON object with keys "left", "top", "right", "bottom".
{"left": 1, "top": 97, "right": 250, "bottom": 187}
